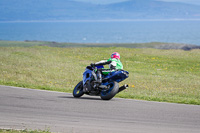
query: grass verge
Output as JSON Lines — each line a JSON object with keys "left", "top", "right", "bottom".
{"left": 0, "top": 42, "right": 200, "bottom": 105}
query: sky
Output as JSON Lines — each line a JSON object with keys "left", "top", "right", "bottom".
{"left": 74, "top": 0, "right": 200, "bottom": 5}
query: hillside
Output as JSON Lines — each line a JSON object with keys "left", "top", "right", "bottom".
{"left": 0, "top": 0, "right": 200, "bottom": 21}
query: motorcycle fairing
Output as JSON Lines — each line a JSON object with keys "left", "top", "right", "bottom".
{"left": 104, "top": 70, "right": 129, "bottom": 83}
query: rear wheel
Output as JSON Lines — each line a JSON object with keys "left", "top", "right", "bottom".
{"left": 73, "top": 81, "right": 84, "bottom": 98}
{"left": 100, "top": 81, "right": 119, "bottom": 100}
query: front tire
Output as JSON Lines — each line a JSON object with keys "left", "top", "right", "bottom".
{"left": 73, "top": 81, "right": 84, "bottom": 98}
{"left": 100, "top": 81, "right": 119, "bottom": 100}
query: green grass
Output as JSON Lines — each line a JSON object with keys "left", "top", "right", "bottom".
{"left": 0, "top": 42, "right": 200, "bottom": 105}
{"left": 0, "top": 41, "right": 45, "bottom": 47}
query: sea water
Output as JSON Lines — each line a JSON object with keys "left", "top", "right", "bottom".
{"left": 0, "top": 20, "right": 200, "bottom": 45}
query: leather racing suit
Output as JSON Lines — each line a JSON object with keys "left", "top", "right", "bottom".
{"left": 93, "top": 58, "right": 123, "bottom": 83}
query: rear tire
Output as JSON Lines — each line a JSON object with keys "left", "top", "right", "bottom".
{"left": 73, "top": 81, "right": 84, "bottom": 98}
{"left": 100, "top": 81, "right": 119, "bottom": 100}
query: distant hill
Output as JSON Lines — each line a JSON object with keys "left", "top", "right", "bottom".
{"left": 105, "top": 0, "right": 200, "bottom": 19}
{"left": 0, "top": 0, "right": 200, "bottom": 21}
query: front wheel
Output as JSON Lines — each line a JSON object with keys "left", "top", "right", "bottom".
{"left": 100, "top": 81, "right": 119, "bottom": 100}
{"left": 73, "top": 81, "right": 84, "bottom": 98}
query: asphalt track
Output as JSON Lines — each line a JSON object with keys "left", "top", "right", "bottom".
{"left": 0, "top": 85, "right": 200, "bottom": 133}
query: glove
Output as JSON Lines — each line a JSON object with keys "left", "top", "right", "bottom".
{"left": 90, "top": 63, "right": 95, "bottom": 67}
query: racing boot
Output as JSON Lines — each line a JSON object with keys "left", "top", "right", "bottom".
{"left": 96, "top": 70, "right": 102, "bottom": 84}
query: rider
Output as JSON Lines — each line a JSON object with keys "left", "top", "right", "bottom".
{"left": 91, "top": 52, "right": 123, "bottom": 84}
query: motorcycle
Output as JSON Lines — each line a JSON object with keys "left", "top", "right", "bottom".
{"left": 73, "top": 64, "right": 129, "bottom": 100}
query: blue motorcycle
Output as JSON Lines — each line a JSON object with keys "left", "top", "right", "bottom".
{"left": 73, "top": 64, "right": 129, "bottom": 100}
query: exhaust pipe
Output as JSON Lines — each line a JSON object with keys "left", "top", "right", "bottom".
{"left": 118, "top": 84, "right": 129, "bottom": 93}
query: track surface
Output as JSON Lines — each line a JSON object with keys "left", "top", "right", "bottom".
{"left": 0, "top": 85, "right": 200, "bottom": 133}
